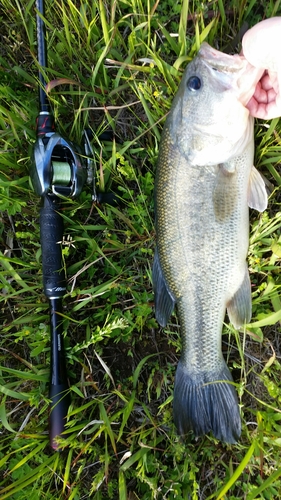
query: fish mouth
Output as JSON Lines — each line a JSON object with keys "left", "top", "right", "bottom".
{"left": 198, "top": 42, "right": 264, "bottom": 105}
{"left": 199, "top": 42, "right": 247, "bottom": 73}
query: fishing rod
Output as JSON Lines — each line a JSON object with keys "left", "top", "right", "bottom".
{"left": 31, "top": 0, "right": 87, "bottom": 449}
{"left": 31, "top": 0, "right": 118, "bottom": 449}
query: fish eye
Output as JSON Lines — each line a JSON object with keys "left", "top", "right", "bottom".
{"left": 187, "top": 76, "right": 201, "bottom": 91}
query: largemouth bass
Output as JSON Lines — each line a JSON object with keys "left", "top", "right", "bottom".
{"left": 153, "top": 42, "right": 268, "bottom": 443}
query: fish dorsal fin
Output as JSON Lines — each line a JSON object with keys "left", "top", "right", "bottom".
{"left": 153, "top": 248, "right": 176, "bottom": 327}
{"left": 248, "top": 166, "right": 268, "bottom": 212}
{"left": 227, "top": 264, "right": 252, "bottom": 329}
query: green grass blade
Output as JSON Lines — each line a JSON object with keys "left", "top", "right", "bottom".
{"left": 217, "top": 0, "right": 226, "bottom": 25}
{"left": 214, "top": 442, "right": 255, "bottom": 500}
{"left": 249, "top": 308, "right": 281, "bottom": 328}
{"left": 0, "top": 400, "right": 16, "bottom": 433}
{"left": 118, "top": 469, "right": 127, "bottom": 500}
{"left": 99, "top": 0, "right": 110, "bottom": 45}
{"left": 0, "top": 455, "right": 56, "bottom": 498}
{"left": 63, "top": 448, "right": 73, "bottom": 493}
{"left": 8, "top": 443, "right": 47, "bottom": 474}
{"left": 0, "top": 366, "right": 46, "bottom": 382}
{"left": 120, "top": 447, "right": 147, "bottom": 472}
{"left": 246, "top": 466, "right": 281, "bottom": 500}
{"left": 117, "top": 390, "right": 136, "bottom": 442}
{"left": 132, "top": 353, "right": 158, "bottom": 389}
{"left": 178, "top": 0, "right": 189, "bottom": 57}
{"left": 99, "top": 402, "right": 117, "bottom": 454}
{"left": 0, "top": 385, "right": 30, "bottom": 401}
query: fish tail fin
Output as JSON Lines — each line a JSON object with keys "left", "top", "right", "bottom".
{"left": 173, "top": 360, "right": 241, "bottom": 443}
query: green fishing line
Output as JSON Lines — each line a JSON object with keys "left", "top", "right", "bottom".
{"left": 52, "top": 161, "right": 71, "bottom": 185}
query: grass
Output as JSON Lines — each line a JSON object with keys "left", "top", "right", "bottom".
{"left": 0, "top": 0, "right": 281, "bottom": 498}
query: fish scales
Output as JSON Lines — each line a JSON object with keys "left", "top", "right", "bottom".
{"left": 156, "top": 128, "right": 251, "bottom": 367}
{"left": 153, "top": 43, "right": 268, "bottom": 443}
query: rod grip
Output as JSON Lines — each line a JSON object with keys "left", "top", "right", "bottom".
{"left": 40, "top": 196, "right": 66, "bottom": 298}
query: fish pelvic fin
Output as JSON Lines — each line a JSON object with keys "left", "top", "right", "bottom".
{"left": 153, "top": 247, "right": 176, "bottom": 327}
{"left": 173, "top": 360, "right": 241, "bottom": 444}
{"left": 213, "top": 164, "right": 238, "bottom": 222}
{"left": 227, "top": 263, "right": 252, "bottom": 328}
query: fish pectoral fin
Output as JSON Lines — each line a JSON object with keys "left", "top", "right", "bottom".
{"left": 227, "top": 265, "right": 252, "bottom": 328}
{"left": 153, "top": 248, "right": 176, "bottom": 327}
{"left": 213, "top": 165, "right": 237, "bottom": 222}
{"left": 248, "top": 165, "right": 268, "bottom": 212}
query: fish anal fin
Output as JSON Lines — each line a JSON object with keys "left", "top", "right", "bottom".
{"left": 227, "top": 265, "right": 252, "bottom": 328}
{"left": 173, "top": 360, "right": 241, "bottom": 444}
{"left": 153, "top": 248, "right": 176, "bottom": 327}
{"left": 248, "top": 165, "right": 268, "bottom": 212}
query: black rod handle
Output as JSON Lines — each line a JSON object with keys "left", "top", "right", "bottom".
{"left": 49, "top": 299, "right": 70, "bottom": 450}
{"left": 40, "top": 195, "right": 66, "bottom": 299}
{"left": 39, "top": 196, "right": 70, "bottom": 448}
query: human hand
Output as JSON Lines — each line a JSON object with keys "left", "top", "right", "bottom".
{"left": 242, "top": 17, "right": 281, "bottom": 119}
{"left": 245, "top": 70, "right": 280, "bottom": 119}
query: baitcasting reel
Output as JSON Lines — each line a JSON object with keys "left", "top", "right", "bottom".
{"left": 31, "top": 111, "right": 87, "bottom": 198}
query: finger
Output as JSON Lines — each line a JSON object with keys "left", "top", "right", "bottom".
{"left": 246, "top": 96, "right": 259, "bottom": 116}
{"left": 247, "top": 99, "right": 269, "bottom": 119}
{"left": 268, "top": 70, "right": 280, "bottom": 94}
{"left": 265, "top": 99, "right": 281, "bottom": 119}
{"left": 268, "top": 88, "right": 277, "bottom": 103}
{"left": 252, "top": 81, "right": 268, "bottom": 103}
{"left": 247, "top": 97, "right": 281, "bottom": 119}
{"left": 260, "top": 73, "right": 276, "bottom": 91}
{"left": 242, "top": 17, "right": 281, "bottom": 73}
